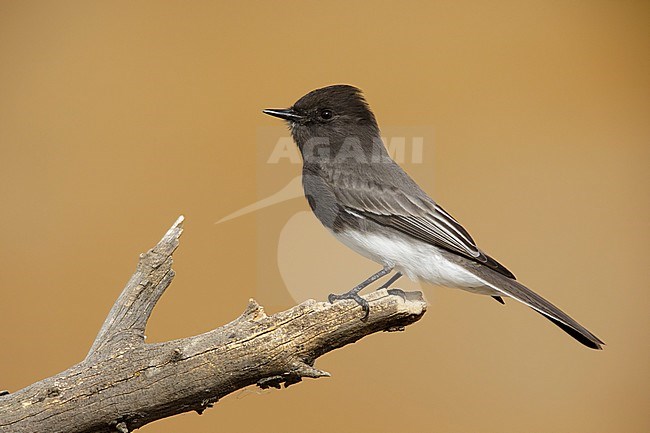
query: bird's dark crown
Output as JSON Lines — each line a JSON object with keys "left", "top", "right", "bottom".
{"left": 291, "top": 84, "right": 378, "bottom": 131}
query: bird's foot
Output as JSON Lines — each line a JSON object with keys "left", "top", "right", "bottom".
{"left": 328, "top": 291, "right": 370, "bottom": 321}
{"left": 386, "top": 288, "right": 407, "bottom": 301}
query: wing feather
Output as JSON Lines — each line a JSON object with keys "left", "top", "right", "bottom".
{"left": 331, "top": 179, "right": 515, "bottom": 279}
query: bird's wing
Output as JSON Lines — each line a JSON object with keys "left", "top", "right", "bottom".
{"left": 332, "top": 179, "right": 515, "bottom": 279}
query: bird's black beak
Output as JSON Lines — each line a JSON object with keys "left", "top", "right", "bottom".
{"left": 263, "top": 108, "right": 303, "bottom": 121}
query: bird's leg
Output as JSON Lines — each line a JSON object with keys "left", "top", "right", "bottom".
{"left": 328, "top": 266, "right": 392, "bottom": 320}
{"left": 377, "top": 271, "right": 407, "bottom": 300}
{"left": 377, "top": 271, "right": 403, "bottom": 290}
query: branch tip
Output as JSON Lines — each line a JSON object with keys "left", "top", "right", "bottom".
{"left": 293, "top": 362, "right": 331, "bottom": 379}
{"left": 241, "top": 299, "right": 267, "bottom": 321}
{"left": 151, "top": 216, "right": 185, "bottom": 256}
{"left": 195, "top": 399, "right": 215, "bottom": 415}
{"left": 114, "top": 421, "right": 129, "bottom": 433}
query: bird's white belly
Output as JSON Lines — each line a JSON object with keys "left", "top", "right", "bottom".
{"left": 333, "top": 229, "right": 497, "bottom": 295}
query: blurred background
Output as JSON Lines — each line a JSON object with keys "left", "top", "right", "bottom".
{"left": 1, "top": 1, "right": 648, "bottom": 432}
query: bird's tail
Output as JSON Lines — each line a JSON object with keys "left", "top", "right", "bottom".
{"left": 470, "top": 269, "right": 604, "bottom": 349}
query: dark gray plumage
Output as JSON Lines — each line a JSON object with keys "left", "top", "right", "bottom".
{"left": 263, "top": 84, "right": 604, "bottom": 350}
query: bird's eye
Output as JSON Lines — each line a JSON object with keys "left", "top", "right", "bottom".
{"left": 319, "top": 109, "right": 333, "bottom": 120}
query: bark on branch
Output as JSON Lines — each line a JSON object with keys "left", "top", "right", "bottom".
{"left": 0, "top": 216, "right": 426, "bottom": 433}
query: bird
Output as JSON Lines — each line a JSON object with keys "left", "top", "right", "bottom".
{"left": 263, "top": 84, "right": 604, "bottom": 350}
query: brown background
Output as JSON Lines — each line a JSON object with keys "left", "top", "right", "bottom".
{"left": 1, "top": 1, "right": 648, "bottom": 432}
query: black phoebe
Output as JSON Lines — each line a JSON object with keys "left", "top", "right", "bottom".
{"left": 263, "top": 84, "right": 603, "bottom": 349}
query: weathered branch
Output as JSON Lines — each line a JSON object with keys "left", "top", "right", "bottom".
{"left": 0, "top": 216, "right": 426, "bottom": 433}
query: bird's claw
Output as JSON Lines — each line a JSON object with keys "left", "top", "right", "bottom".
{"left": 328, "top": 292, "right": 370, "bottom": 321}
{"left": 386, "top": 288, "right": 407, "bottom": 301}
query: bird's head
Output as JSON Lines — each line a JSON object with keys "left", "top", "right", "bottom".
{"left": 264, "top": 85, "right": 382, "bottom": 164}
